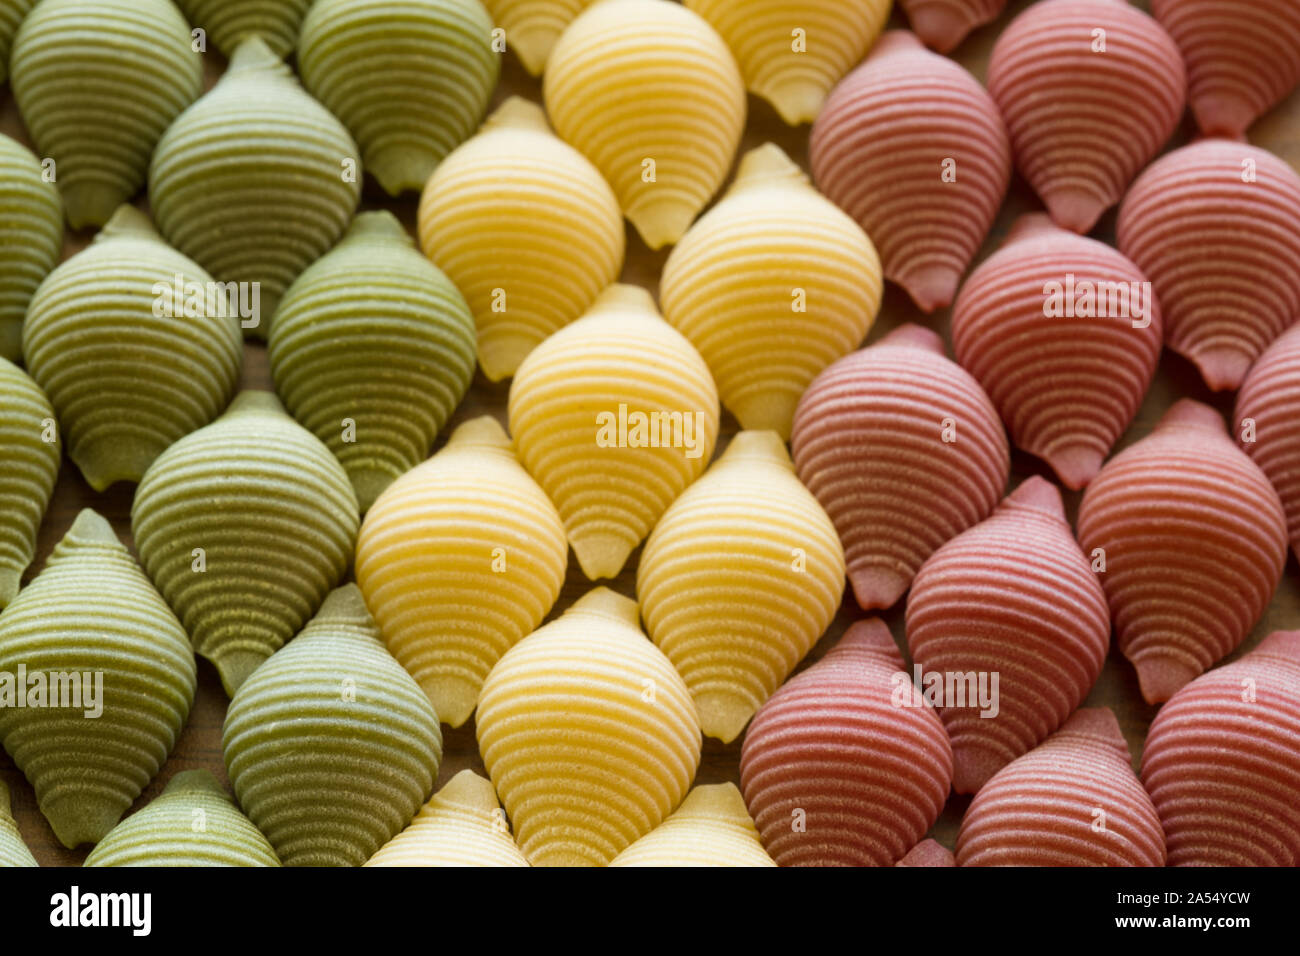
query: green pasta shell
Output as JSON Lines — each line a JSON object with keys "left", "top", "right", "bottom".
{"left": 149, "top": 36, "right": 363, "bottom": 336}
{"left": 22, "top": 206, "right": 242, "bottom": 492}
{"left": 0, "top": 131, "right": 61, "bottom": 362}
{"left": 132, "top": 390, "right": 361, "bottom": 697}
{"left": 297, "top": 0, "right": 500, "bottom": 195}
{"left": 175, "top": 0, "right": 311, "bottom": 59}
{"left": 0, "top": 357, "right": 60, "bottom": 609}
{"left": 0, "top": 779, "right": 38, "bottom": 867}
{"left": 0, "top": 509, "right": 197, "bottom": 848}
{"left": 10, "top": 0, "right": 202, "bottom": 229}
{"left": 223, "top": 584, "right": 443, "bottom": 866}
{"left": 84, "top": 770, "right": 280, "bottom": 867}
{"left": 0, "top": 0, "right": 37, "bottom": 86}
{"left": 268, "top": 211, "right": 476, "bottom": 512}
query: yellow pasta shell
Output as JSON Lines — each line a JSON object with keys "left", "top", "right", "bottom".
{"left": 355, "top": 416, "right": 568, "bottom": 727}
{"left": 637, "top": 431, "right": 846, "bottom": 742}
{"left": 0, "top": 131, "right": 61, "bottom": 363}
{"left": 661, "top": 143, "right": 882, "bottom": 439}
{"left": 607, "top": 783, "right": 775, "bottom": 866}
{"left": 476, "top": 587, "right": 703, "bottom": 866}
{"left": 418, "top": 97, "right": 625, "bottom": 382}
{"left": 0, "top": 357, "right": 60, "bottom": 609}
{"left": 508, "top": 284, "right": 720, "bottom": 579}
{"left": 685, "top": 0, "right": 893, "bottom": 124}
{"left": 543, "top": 0, "right": 746, "bottom": 249}
{"left": 365, "top": 769, "right": 529, "bottom": 867}
{"left": 483, "top": 0, "right": 594, "bottom": 75}
{"left": 175, "top": 0, "right": 312, "bottom": 59}
{"left": 0, "top": 780, "right": 37, "bottom": 867}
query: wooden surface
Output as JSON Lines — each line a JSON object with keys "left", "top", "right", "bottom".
{"left": 4, "top": 0, "right": 1300, "bottom": 866}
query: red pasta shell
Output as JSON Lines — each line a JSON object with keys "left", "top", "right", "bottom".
{"left": 895, "top": 838, "right": 956, "bottom": 867}
{"left": 1237, "top": 323, "right": 1300, "bottom": 563}
{"left": 899, "top": 0, "right": 1008, "bottom": 54}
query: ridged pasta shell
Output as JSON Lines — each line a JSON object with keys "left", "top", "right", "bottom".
{"left": 637, "top": 431, "right": 845, "bottom": 743}
{"left": 1117, "top": 139, "right": 1300, "bottom": 391}
{"left": 900, "top": 0, "right": 1006, "bottom": 53}
{"left": 0, "top": 0, "right": 36, "bottom": 85}
{"left": 149, "top": 36, "right": 362, "bottom": 336}
{"left": 1076, "top": 400, "right": 1287, "bottom": 704}
{"left": 0, "top": 780, "right": 37, "bottom": 867}
{"left": 10, "top": 0, "right": 202, "bottom": 229}
{"left": 355, "top": 416, "right": 568, "bottom": 728}
{"left": 542, "top": 0, "right": 746, "bottom": 249}
{"left": 482, "top": 0, "right": 593, "bottom": 75}
{"left": 956, "top": 708, "right": 1166, "bottom": 866}
{"left": 660, "top": 143, "right": 882, "bottom": 438}
{"left": 508, "top": 284, "right": 720, "bottom": 580}
{"left": 0, "top": 358, "right": 59, "bottom": 609}
{"left": 417, "top": 97, "right": 624, "bottom": 382}
{"left": 1237, "top": 324, "right": 1300, "bottom": 564}
{"left": 684, "top": 0, "right": 891, "bottom": 125}
{"left": 476, "top": 587, "right": 703, "bottom": 867}
{"left": 365, "top": 770, "right": 529, "bottom": 867}
{"left": 986, "top": 0, "right": 1186, "bottom": 234}
{"left": 132, "top": 390, "right": 361, "bottom": 696}
{"left": 739, "top": 619, "right": 954, "bottom": 866}
{"left": 0, "top": 509, "right": 196, "bottom": 848}
{"left": 895, "top": 838, "right": 955, "bottom": 867}
{"left": 906, "top": 477, "right": 1111, "bottom": 794}
{"left": 608, "top": 784, "right": 775, "bottom": 867}
{"left": 298, "top": 0, "right": 499, "bottom": 196}
{"left": 0, "top": 131, "right": 60, "bottom": 363}
{"left": 223, "top": 585, "right": 443, "bottom": 867}
{"left": 952, "top": 213, "right": 1163, "bottom": 489}
{"left": 1151, "top": 0, "right": 1300, "bottom": 137}
{"left": 23, "top": 206, "right": 242, "bottom": 492}
{"left": 175, "top": 0, "right": 312, "bottom": 59}
{"left": 267, "top": 210, "right": 476, "bottom": 512}
{"left": 810, "top": 31, "right": 1011, "bottom": 312}
{"left": 1141, "top": 630, "right": 1300, "bottom": 866}
{"left": 791, "top": 323, "right": 1010, "bottom": 610}
{"left": 83, "top": 770, "right": 280, "bottom": 867}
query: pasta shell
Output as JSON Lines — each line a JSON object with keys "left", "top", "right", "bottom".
{"left": 1117, "top": 139, "right": 1300, "bottom": 391}
{"left": 810, "top": 30, "right": 1011, "bottom": 312}
{"left": 508, "top": 284, "right": 720, "bottom": 580}
{"left": 951, "top": 213, "right": 1162, "bottom": 489}
{"left": 175, "top": 0, "right": 312, "bottom": 59}
{"left": 149, "top": 36, "right": 362, "bottom": 336}
{"left": 365, "top": 770, "right": 529, "bottom": 867}
{"left": 1140, "top": 630, "right": 1300, "bottom": 866}
{"left": 660, "top": 143, "right": 882, "bottom": 438}
{"left": 355, "top": 416, "right": 568, "bottom": 728}
{"left": 10, "top": 0, "right": 202, "bottom": 229}
{"left": 1237, "top": 324, "right": 1300, "bottom": 563}
{"left": 739, "top": 619, "right": 954, "bottom": 866}
{"left": 791, "top": 323, "right": 1010, "bottom": 610}
{"left": 297, "top": 0, "right": 500, "bottom": 196}
{"left": 637, "top": 431, "right": 845, "bottom": 743}
{"left": 956, "top": 708, "right": 1166, "bottom": 866}
{"left": 1076, "top": 400, "right": 1287, "bottom": 704}
{"left": 267, "top": 210, "right": 477, "bottom": 512}
{"left": 0, "top": 358, "right": 59, "bottom": 609}
{"left": 1151, "top": 0, "right": 1300, "bottom": 137}
{"left": 481, "top": 0, "right": 593, "bottom": 75}
{"left": 684, "top": 0, "right": 891, "bottom": 125}
{"left": 542, "top": 0, "right": 746, "bottom": 249}
{"left": 895, "top": 838, "right": 955, "bottom": 867}
{"left": 986, "top": 0, "right": 1186, "bottom": 234}
{"left": 83, "top": 770, "right": 280, "bottom": 867}
{"left": 0, "top": 131, "right": 61, "bottom": 363}
{"left": 899, "top": 0, "right": 1006, "bottom": 53}
{"left": 0, "top": 509, "right": 196, "bottom": 848}
{"left": 132, "top": 390, "right": 360, "bottom": 696}
{"left": 223, "top": 585, "right": 443, "bottom": 867}
{"left": 0, "top": 0, "right": 37, "bottom": 85}
{"left": 607, "top": 784, "right": 775, "bottom": 867}
{"left": 906, "top": 477, "right": 1111, "bottom": 793}
{"left": 417, "top": 97, "right": 624, "bottom": 382}
{"left": 476, "top": 587, "right": 703, "bottom": 866}
{"left": 0, "top": 780, "right": 37, "bottom": 867}
{"left": 22, "top": 206, "right": 242, "bottom": 492}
